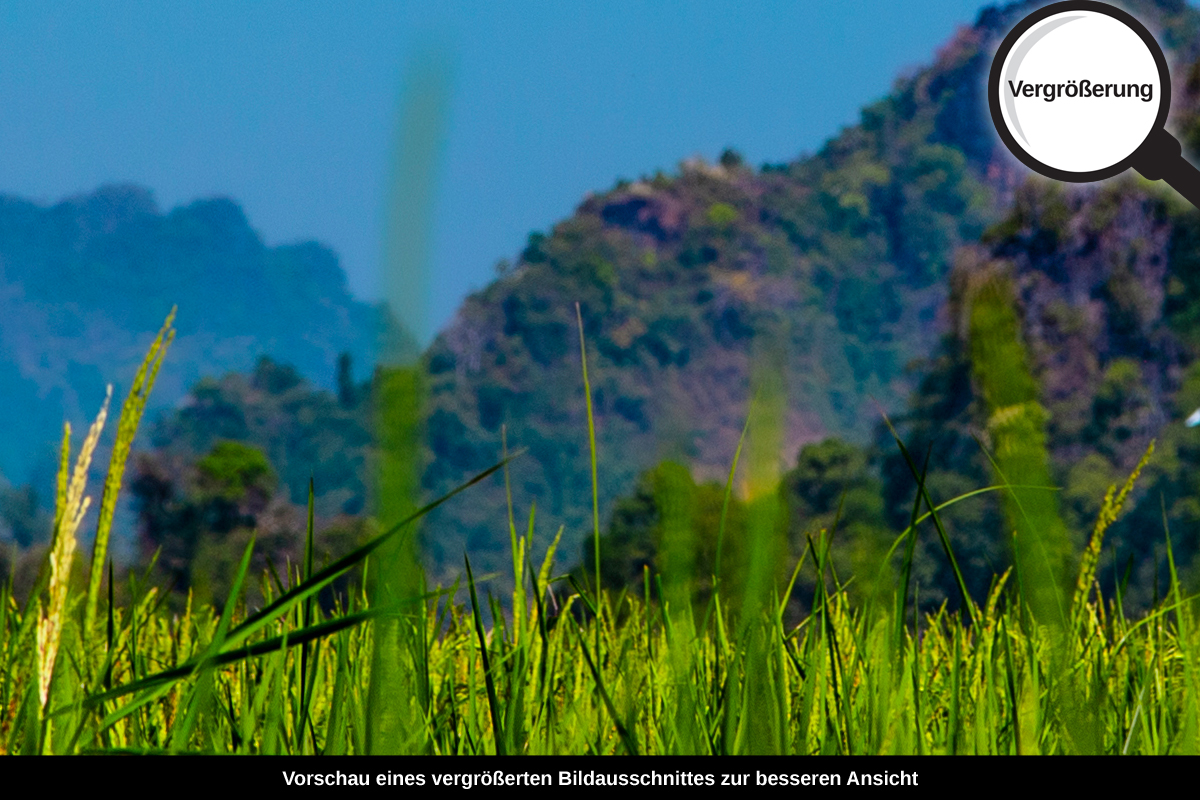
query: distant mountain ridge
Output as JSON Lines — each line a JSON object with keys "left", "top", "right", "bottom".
{"left": 0, "top": 184, "right": 377, "bottom": 485}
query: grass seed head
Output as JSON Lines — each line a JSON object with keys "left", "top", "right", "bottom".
{"left": 37, "top": 386, "right": 112, "bottom": 710}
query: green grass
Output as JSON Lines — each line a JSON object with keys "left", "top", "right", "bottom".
{"left": 4, "top": 306, "right": 1200, "bottom": 755}
{"left": 4, "top": 499, "right": 1200, "bottom": 754}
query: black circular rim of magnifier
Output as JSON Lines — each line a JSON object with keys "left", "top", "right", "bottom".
{"left": 988, "top": 0, "right": 1171, "bottom": 182}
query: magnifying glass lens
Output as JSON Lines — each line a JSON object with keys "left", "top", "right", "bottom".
{"left": 998, "top": 10, "right": 1161, "bottom": 174}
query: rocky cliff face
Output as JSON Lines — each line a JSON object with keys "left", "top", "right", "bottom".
{"left": 985, "top": 181, "right": 1180, "bottom": 472}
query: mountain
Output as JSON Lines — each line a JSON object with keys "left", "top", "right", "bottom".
{"left": 0, "top": 185, "right": 378, "bottom": 487}
{"left": 414, "top": 0, "right": 1040, "bottom": 575}
{"left": 413, "top": 0, "right": 1200, "bottom": 582}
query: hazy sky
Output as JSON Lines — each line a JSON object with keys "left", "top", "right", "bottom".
{"left": 0, "top": 1, "right": 1000, "bottom": 342}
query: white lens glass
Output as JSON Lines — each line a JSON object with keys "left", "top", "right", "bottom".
{"left": 998, "top": 10, "right": 1161, "bottom": 173}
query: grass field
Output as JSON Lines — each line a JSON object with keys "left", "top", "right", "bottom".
{"left": 3, "top": 309, "right": 1200, "bottom": 756}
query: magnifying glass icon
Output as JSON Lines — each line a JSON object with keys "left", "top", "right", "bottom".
{"left": 989, "top": 0, "right": 1200, "bottom": 208}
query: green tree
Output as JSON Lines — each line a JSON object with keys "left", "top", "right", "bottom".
{"left": 133, "top": 440, "right": 284, "bottom": 606}
{"left": 784, "top": 437, "right": 892, "bottom": 603}
{"left": 579, "top": 461, "right": 751, "bottom": 612}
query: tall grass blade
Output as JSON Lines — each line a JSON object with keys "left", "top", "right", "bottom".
{"left": 84, "top": 309, "right": 175, "bottom": 640}
{"left": 575, "top": 303, "right": 602, "bottom": 614}
{"left": 465, "top": 555, "right": 505, "bottom": 754}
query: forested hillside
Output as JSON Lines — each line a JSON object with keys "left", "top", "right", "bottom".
{"left": 416, "top": 0, "right": 1200, "bottom": 579}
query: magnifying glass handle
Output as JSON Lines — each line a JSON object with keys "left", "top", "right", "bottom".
{"left": 1131, "top": 128, "right": 1200, "bottom": 210}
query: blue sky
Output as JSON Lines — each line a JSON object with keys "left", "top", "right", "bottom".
{"left": 0, "top": 1, "right": 998, "bottom": 342}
